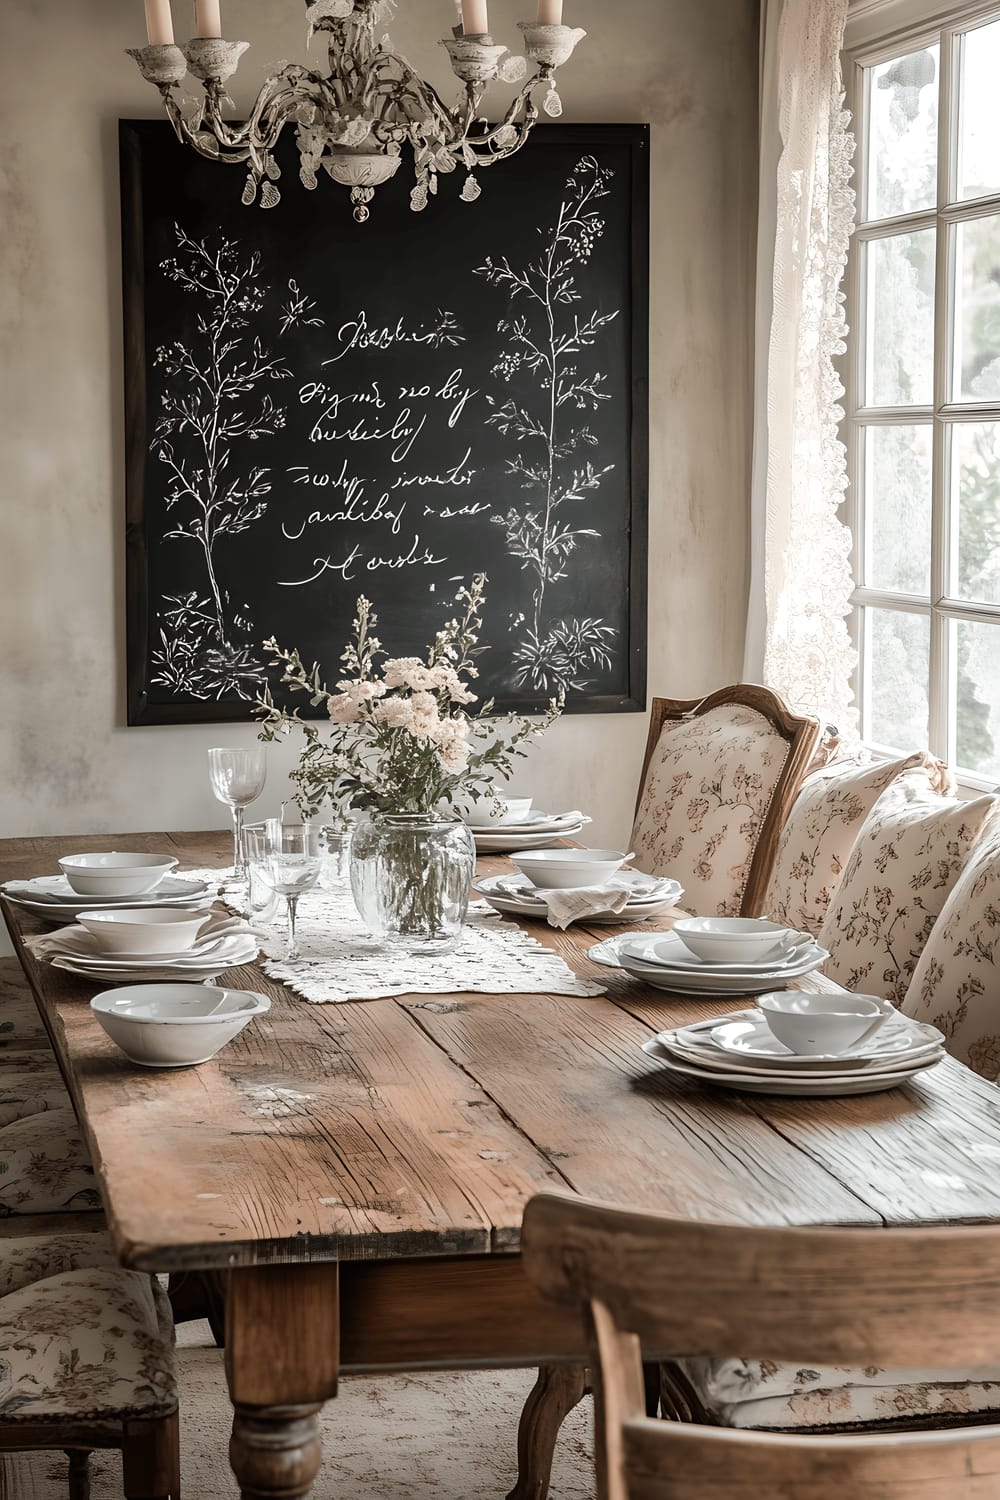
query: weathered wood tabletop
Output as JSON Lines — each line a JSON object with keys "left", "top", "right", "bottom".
{"left": 4, "top": 830, "right": 1000, "bottom": 1500}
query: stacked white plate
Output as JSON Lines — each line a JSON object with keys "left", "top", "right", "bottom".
{"left": 641, "top": 1007, "right": 946, "bottom": 1096}
{"left": 2, "top": 874, "right": 214, "bottom": 925}
{"left": 469, "top": 811, "right": 592, "bottom": 853}
{"left": 38, "top": 913, "right": 259, "bottom": 984}
{"left": 589, "top": 930, "right": 828, "bottom": 994}
{"left": 474, "top": 871, "right": 684, "bottom": 924}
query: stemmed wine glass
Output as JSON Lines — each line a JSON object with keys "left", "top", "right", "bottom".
{"left": 248, "top": 824, "right": 322, "bottom": 962}
{"left": 208, "top": 747, "right": 267, "bottom": 888}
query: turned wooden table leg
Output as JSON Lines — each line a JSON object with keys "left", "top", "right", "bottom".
{"left": 230, "top": 1404, "right": 323, "bottom": 1500}
{"left": 225, "top": 1263, "right": 340, "bottom": 1500}
{"left": 506, "top": 1362, "right": 589, "bottom": 1500}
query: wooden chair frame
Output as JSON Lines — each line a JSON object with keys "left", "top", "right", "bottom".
{"left": 522, "top": 1191, "right": 1000, "bottom": 1499}
{"left": 632, "top": 685, "right": 822, "bottom": 917}
{"left": 0, "top": 1413, "right": 180, "bottom": 1500}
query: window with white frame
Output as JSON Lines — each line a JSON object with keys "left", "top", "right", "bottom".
{"left": 845, "top": 5, "right": 1000, "bottom": 782}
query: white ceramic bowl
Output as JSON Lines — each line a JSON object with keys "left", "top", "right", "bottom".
{"left": 58, "top": 852, "right": 179, "bottom": 897}
{"left": 671, "top": 917, "right": 794, "bottom": 966}
{"left": 467, "top": 796, "right": 534, "bottom": 828}
{"left": 76, "top": 908, "right": 213, "bottom": 956}
{"left": 757, "top": 991, "right": 891, "bottom": 1056}
{"left": 510, "top": 848, "right": 630, "bottom": 890}
{"left": 90, "top": 985, "right": 271, "bottom": 1068}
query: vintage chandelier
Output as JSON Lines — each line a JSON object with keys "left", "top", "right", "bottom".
{"left": 129, "top": 0, "right": 586, "bottom": 221}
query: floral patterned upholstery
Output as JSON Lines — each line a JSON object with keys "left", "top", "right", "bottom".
{"left": 0, "top": 962, "right": 48, "bottom": 1049}
{"left": 764, "top": 754, "right": 953, "bottom": 937}
{"left": 0, "top": 1267, "right": 176, "bottom": 1422}
{"left": 815, "top": 780, "right": 1000, "bottom": 1006}
{"left": 667, "top": 1356, "right": 1000, "bottom": 1431}
{"left": 0, "top": 1049, "right": 73, "bottom": 1128}
{"left": 0, "top": 1109, "right": 100, "bottom": 1215}
{"left": 0, "top": 1229, "right": 118, "bottom": 1296}
{"left": 901, "top": 832, "right": 1000, "bottom": 1082}
{"left": 0, "top": 1082, "right": 72, "bottom": 1131}
{"left": 630, "top": 704, "right": 796, "bottom": 917}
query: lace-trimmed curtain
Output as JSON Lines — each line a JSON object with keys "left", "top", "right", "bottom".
{"left": 744, "top": 0, "right": 859, "bottom": 736}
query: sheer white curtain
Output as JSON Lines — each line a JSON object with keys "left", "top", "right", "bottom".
{"left": 744, "top": 0, "right": 858, "bottom": 735}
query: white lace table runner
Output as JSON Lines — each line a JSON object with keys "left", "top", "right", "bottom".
{"left": 184, "top": 867, "right": 605, "bottom": 1004}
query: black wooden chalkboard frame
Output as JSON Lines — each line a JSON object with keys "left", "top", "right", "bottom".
{"left": 122, "top": 120, "right": 649, "bottom": 726}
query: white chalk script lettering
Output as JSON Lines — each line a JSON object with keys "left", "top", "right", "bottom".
{"left": 278, "top": 535, "right": 446, "bottom": 587}
{"left": 391, "top": 449, "right": 475, "bottom": 491}
{"left": 322, "top": 310, "right": 464, "bottom": 365}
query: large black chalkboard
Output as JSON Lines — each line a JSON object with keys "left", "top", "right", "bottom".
{"left": 122, "top": 120, "right": 648, "bottom": 725}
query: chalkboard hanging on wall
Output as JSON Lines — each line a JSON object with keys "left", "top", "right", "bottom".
{"left": 122, "top": 120, "right": 648, "bottom": 725}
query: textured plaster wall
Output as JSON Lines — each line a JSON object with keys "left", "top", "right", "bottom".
{"left": 0, "top": 0, "right": 756, "bottom": 849}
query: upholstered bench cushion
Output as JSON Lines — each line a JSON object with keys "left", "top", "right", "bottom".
{"left": 0, "top": 1109, "right": 99, "bottom": 1215}
{"left": 816, "top": 780, "right": 1000, "bottom": 1005}
{"left": 670, "top": 1356, "right": 1000, "bottom": 1431}
{"left": 0, "top": 1268, "right": 176, "bottom": 1422}
{"left": 764, "top": 754, "right": 952, "bottom": 936}
{"left": 902, "top": 831, "right": 1000, "bottom": 1081}
{"left": 0, "top": 963, "right": 48, "bottom": 1049}
{"left": 630, "top": 703, "right": 795, "bottom": 916}
{"left": 0, "top": 1230, "right": 118, "bottom": 1297}
{"left": 0, "top": 1049, "right": 62, "bottom": 1081}
{"left": 0, "top": 1045, "right": 71, "bottom": 1128}
{"left": 0, "top": 1083, "right": 72, "bottom": 1131}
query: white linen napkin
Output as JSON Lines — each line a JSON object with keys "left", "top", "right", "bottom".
{"left": 1, "top": 882, "right": 61, "bottom": 902}
{"left": 533, "top": 885, "right": 632, "bottom": 930}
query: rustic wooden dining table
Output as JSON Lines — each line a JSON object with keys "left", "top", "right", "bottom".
{"left": 5, "top": 829, "right": 1000, "bottom": 1500}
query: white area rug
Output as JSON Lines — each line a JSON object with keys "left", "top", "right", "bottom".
{"left": 0, "top": 1324, "right": 595, "bottom": 1499}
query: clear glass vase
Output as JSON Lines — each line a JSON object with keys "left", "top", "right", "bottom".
{"left": 349, "top": 813, "right": 475, "bottom": 954}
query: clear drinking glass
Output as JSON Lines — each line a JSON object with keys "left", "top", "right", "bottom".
{"left": 208, "top": 748, "right": 267, "bottom": 886}
{"left": 249, "top": 824, "right": 321, "bottom": 962}
{"left": 318, "top": 824, "right": 353, "bottom": 891}
{"left": 244, "top": 820, "right": 282, "bottom": 921}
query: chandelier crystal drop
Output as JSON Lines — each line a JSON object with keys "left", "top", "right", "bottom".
{"left": 127, "top": 0, "right": 586, "bottom": 222}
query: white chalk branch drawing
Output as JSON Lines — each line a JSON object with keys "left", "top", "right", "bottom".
{"left": 149, "top": 228, "right": 303, "bottom": 701}
{"left": 475, "top": 155, "right": 620, "bottom": 695}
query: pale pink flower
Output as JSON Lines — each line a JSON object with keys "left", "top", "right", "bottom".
{"left": 438, "top": 735, "right": 471, "bottom": 772}
{"left": 336, "top": 677, "right": 386, "bottom": 700}
{"left": 408, "top": 691, "right": 441, "bottom": 737}
{"left": 372, "top": 697, "right": 417, "bottom": 732}
{"left": 327, "top": 693, "right": 363, "bottom": 725}
{"left": 382, "top": 657, "right": 436, "bottom": 691}
{"left": 431, "top": 714, "right": 472, "bottom": 771}
{"left": 435, "top": 665, "right": 477, "bottom": 704}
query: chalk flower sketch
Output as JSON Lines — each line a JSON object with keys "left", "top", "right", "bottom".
{"left": 475, "top": 155, "right": 620, "bottom": 695}
{"left": 149, "top": 227, "right": 300, "bottom": 700}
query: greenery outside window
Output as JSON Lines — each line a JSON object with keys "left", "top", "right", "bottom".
{"left": 844, "top": 4, "right": 1000, "bottom": 783}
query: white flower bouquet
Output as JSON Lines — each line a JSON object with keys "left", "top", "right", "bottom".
{"left": 256, "top": 575, "right": 560, "bottom": 951}
{"left": 256, "top": 574, "right": 560, "bottom": 820}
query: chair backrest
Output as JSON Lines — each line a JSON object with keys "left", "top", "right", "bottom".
{"left": 521, "top": 1192, "right": 1000, "bottom": 1499}
{"left": 630, "top": 685, "right": 820, "bottom": 917}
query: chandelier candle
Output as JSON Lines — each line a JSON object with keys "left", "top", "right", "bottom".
{"left": 537, "top": 0, "right": 564, "bottom": 21}
{"left": 192, "top": 0, "right": 222, "bottom": 37}
{"left": 461, "top": 0, "right": 489, "bottom": 34}
{"left": 144, "top": 0, "right": 174, "bottom": 45}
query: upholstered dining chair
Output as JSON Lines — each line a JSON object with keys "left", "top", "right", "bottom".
{"left": 0, "top": 1226, "right": 179, "bottom": 1499}
{"left": 521, "top": 1192, "right": 1000, "bottom": 1500}
{"left": 901, "top": 829, "right": 1000, "bottom": 1081}
{"left": 0, "top": 958, "right": 103, "bottom": 1217}
{"left": 629, "top": 686, "right": 822, "bottom": 918}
